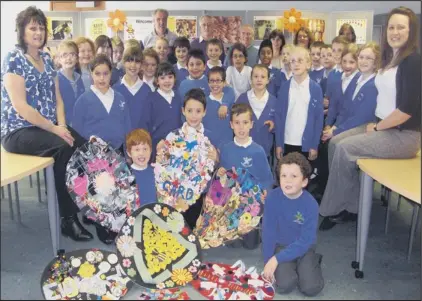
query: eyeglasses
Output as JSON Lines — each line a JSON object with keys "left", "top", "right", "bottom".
{"left": 209, "top": 79, "right": 223, "bottom": 84}
{"left": 60, "top": 52, "right": 77, "bottom": 59}
{"left": 358, "top": 55, "right": 375, "bottom": 61}
{"left": 233, "top": 54, "right": 245, "bottom": 59}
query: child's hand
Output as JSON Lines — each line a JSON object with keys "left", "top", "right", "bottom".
{"left": 207, "top": 145, "right": 219, "bottom": 162}
{"left": 323, "top": 97, "right": 329, "bottom": 108}
{"left": 217, "top": 167, "right": 226, "bottom": 177}
{"left": 308, "top": 149, "right": 318, "bottom": 161}
{"left": 322, "top": 127, "right": 334, "bottom": 142}
{"left": 276, "top": 146, "right": 283, "bottom": 160}
{"left": 218, "top": 105, "right": 228, "bottom": 119}
{"left": 264, "top": 120, "right": 274, "bottom": 132}
{"left": 263, "top": 256, "right": 278, "bottom": 283}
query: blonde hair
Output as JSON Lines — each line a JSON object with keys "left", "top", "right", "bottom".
{"left": 111, "top": 36, "right": 124, "bottom": 50}
{"left": 358, "top": 41, "right": 381, "bottom": 71}
{"left": 281, "top": 44, "right": 295, "bottom": 54}
{"left": 74, "top": 36, "right": 95, "bottom": 54}
{"left": 125, "top": 39, "right": 141, "bottom": 51}
{"left": 155, "top": 37, "right": 169, "bottom": 46}
{"left": 341, "top": 43, "right": 359, "bottom": 61}
{"left": 291, "top": 45, "right": 311, "bottom": 63}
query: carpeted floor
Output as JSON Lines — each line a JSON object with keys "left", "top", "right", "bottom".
{"left": 1, "top": 177, "right": 420, "bottom": 300}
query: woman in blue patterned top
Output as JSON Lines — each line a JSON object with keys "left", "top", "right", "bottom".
{"left": 1, "top": 6, "right": 93, "bottom": 242}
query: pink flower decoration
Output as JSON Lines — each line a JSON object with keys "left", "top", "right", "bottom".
{"left": 73, "top": 175, "right": 88, "bottom": 196}
{"left": 122, "top": 258, "right": 131, "bottom": 268}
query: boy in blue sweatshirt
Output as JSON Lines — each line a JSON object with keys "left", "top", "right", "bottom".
{"left": 218, "top": 103, "right": 274, "bottom": 250}
{"left": 178, "top": 48, "right": 210, "bottom": 98}
{"left": 205, "top": 38, "right": 225, "bottom": 76}
{"left": 309, "top": 41, "right": 325, "bottom": 86}
{"left": 262, "top": 152, "right": 324, "bottom": 296}
{"left": 173, "top": 37, "right": 190, "bottom": 90}
{"left": 126, "top": 128, "right": 157, "bottom": 205}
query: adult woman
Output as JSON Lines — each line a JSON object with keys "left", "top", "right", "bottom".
{"left": 319, "top": 6, "right": 421, "bottom": 230}
{"left": 294, "top": 27, "right": 314, "bottom": 49}
{"left": 338, "top": 23, "right": 357, "bottom": 43}
{"left": 268, "top": 29, "right": 286, "bottom": 69}
{"left": 1, "top": 6, "right": 93, "bottom": 241}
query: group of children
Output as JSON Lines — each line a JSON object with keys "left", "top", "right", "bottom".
{"left": 51, "top": 30, "right": 382, "bottom": 296}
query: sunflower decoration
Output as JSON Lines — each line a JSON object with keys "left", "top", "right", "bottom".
{"left": 107, "top": 9, "right": 127, "bottom": 33}
{"left": 283, "top": 8, "right": 305, "bottom": 33}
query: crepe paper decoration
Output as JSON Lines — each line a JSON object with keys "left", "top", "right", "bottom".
{"left": 66, "top": 136, "right": 140, "bottom": 232}
{"left": 116, "top": 203, "right": 202, "bottom": 289}
{"left": 41, "top": 248, "right": 132, "bottom": 300}
{"left": 191, "top": 260, "right": 275, "bottom": 300}
{"left": 153, "top": 124, "right": 215, "bottom": 212}
{"left": 283, "top": 8, "right": 305, "bottom": 33}
{"left": 194, "top": 167, "right": 264, "bottom": 249}
{"left": 138, "top": 288, "right": 190, "bottom": 300}
{"left": 107, "top": 9, "right": 127, "bottom": 33}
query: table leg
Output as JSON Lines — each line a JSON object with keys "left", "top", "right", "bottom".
{"left": 29, "top": 175, "right": 33, "bottom": 188}
{"left": 7, "top": 184, "right": 14, "bottom": 220}
{"left": 46, "top": 165, "right": 60, "bottom": 256}
{"left": 1, "top": 186, "right": 4, "bottom": 198}
{"left": 385, "top": 192, "right": 391, "bottom": 235}
{"left": 37, "top": 171, "right": 42, "bottom": 203}
{"left": 407, "top": 205, "right": 420, "bottom": 262}
{"left": 355, "top": 171, "right": 374, "bottom": 278}
{"left": 14, "top": 181, "right": 21, "bottom": 223}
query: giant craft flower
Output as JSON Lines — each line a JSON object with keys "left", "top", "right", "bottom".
{"left": 107, "top": 9, "right": 127, "bottom": 32}
{"left": 283, "top": 8, "right": 305, "bottom": 33}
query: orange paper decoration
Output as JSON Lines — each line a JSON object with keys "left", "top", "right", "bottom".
{"left": 107, "top": 9, "right": 127, "bottom": 33}
{"left": 283, "top": 8, "right": 305, "bottom": 33}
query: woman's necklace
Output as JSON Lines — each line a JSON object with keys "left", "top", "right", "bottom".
{"left": 26, "top": 52, "right": 41, "bottom": 62}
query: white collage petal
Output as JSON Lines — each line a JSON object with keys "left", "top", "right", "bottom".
{"left": 107, "top": 254, "right": 118, "bottom": 264}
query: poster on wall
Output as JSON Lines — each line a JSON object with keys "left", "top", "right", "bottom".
{"left": 207, "top": 16, "right": 242, "bottom": 44}
{"left": 168, "top": 16, "right": 197, "bottom": 40}
{"left": 336, "top": 19, "right": 367, "bottom": 44}
{"left": 253, "top": 16, "right": 284, "bottom": 40}
{"left": 304, "top": 19, "right": 326, "bottom": 42}
{"left": 85, "top": 18, "right": 113, "bottom": 41}
{"left": 47, "top": 17, "right": 73, "bottom": 40}
{"left": 124, "top": 17, "right": 153, "bottom": 41}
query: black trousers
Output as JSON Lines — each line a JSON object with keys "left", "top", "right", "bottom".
{"left": 1, "top": 126, "right": 86, "bottom": 218}
{"left": 283, "top": 144, "right": 310, "bottom": 159}
{"left": 314, "top": 141, "right": 329, "bottom": 194}
{"left": 182, "top": 193, "right": 205, "bottom": 230}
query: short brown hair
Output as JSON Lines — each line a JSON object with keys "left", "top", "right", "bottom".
{"left": 278, "top": 152, "right": 312, "bottom": 179}
{"left": 111, "top": 36, "right": 124, "bottom": 50}
{"left": 122, "top": 46, "right": 143, "bottom": 63}
{"left": 16, "top": 6, "right": 48, "bottom": 52}
{"left": 143, "top": 48, "right": 160, "bottom": 64}
{"left": 341, "top": 43, "right": 359, "bottom": 61}
{"left": 310, "top": 41, "right": 325, "bottom": 50}
{"left": 230, "top": 103, "right": 253, "bottom": 122}
{"left": 126, "top": 129, "right": 152, "bottom": 153}
{"left": 294, "top": 27, "right": 314, "bottom": 49}
{"left": 75, "top": 37, "right": 95, "bottom": 54}
{"left": 332, "top": 35, "right": 350, "bottom": 47}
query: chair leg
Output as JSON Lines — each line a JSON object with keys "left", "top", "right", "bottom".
{"left": 14, "top": 182, "right": 21, "bottom": 223}
{"left": 44, "top": 168, "right": 47, "bottom": 195}
{"left": 37, "top": 171, "right": 42, "bottom": 203}
{"left": 29, "top": 175, "right": 33, "bottom": 188}
{"left": 407, "top": 205, "right": 420, "bottom": 262}
{"left": 7, "top": 184, "right": 14, "bottom": 220}
{"left": 396, "top": 195, "right": 402, "bottom": 211}
{"left": 385, "top": 192, "right": 391, "bottom": 235}
{"left": 1, "top": 186, "right": 4, "bottom": 199}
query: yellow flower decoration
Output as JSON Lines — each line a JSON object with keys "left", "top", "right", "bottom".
{"left": 162, "top": 207, "right": 170, "bottom": 217}
{"left": 107, "top": 9, "right": 127, "bottom": 33}
{"left": 283, "top": 8, "right": 305, "bottom": 33}
{"left": 77, "top": 262, "right": 96, "bottom": 278}
{"left": 171, "top": 268, "right": 193, "bottom": 286}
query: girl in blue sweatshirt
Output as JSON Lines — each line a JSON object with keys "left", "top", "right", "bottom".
{"left": 258, "top": 39, "right": 282, "bottom": 97}
{"left": 113, "top": 47, "right": 152, "bottom": 131}
{"left": 126, "top": 129, "right": 157, "bottom": 205}
{"left": 262, "top": 152, "right": 323, "bottom": 296}
{"left": 237, "top": 64, "right": 277, "bottom": 158}
{"left": 72, "top": 54, "right": 132, "bottom": 245}
{"left": 56, "top": 40, "right": 85, "bottom": 126}
{"left": 275, "top": 46, "right": 324, "bottom": 162}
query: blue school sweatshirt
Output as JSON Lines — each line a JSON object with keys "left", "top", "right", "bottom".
{"left": 131, "top": 165, "right": 157, "bottom": 205}
{"left": 326, "top": 72, "right": 361, "bottom": 127}
{"left": 333, "top": 76, "right": 378, "bottom": 135}
{"left": 219, "top": 140, "right": 274, "bottom": 190}
{"left": 112, "top": 80, "right": 152, "bottom": 130}
{"left": 58, "top": 70, "right": 85, "bottom": 126}
{"left": 111, "top": 67, "right": 125, "bottom": 86}
{"left": 276, "top": 78, "right": 324, "bottom": 152}
{"left": 174, "top": 64, "right": 189, "bottom": 90}
{"left": 309, "top": 67, "right": 325, "bottom": 86}
{"left": 262, "top": 188, "right": 319, "bottom": 264}
{"left": 178, "top": 76, "right": 210, "bottom": 100}
{"left": 325, "top": 69, "right": 343, "bottom": 101}
{"left": 203, "top": 88, "right": 235, "bottom": 149}
{"left": 236, "top": 91, "right": 277, "bottom": 156}
{"left": 267, "top": 67, "right": 282, "bottom": 97}
{"left": 72, "top": 89, "right": 132, "bottom": 149}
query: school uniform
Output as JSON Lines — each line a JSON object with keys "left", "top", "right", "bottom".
{"left": 309, "top": 66, "right": 325, "bottom": 86}
{"left": 205, "top": 60, "right": 224, "bottom": 77}
{"left": 276, "top": 76, "right": 324, "bottom": 155}
{"left": 111, "top": 67, "right": 125, "bottom": 86}
{"left": 178, "top": 75, "right": 210, "bottom": 100}
{"left": 226, "top": 65, "right": 252, "bottom": 100}
{"left": 173, "top": 62, "right": 189, "bottom": 90}
{"left": 131, "top": 164, "right": 157, "bottom": 205}
{"left": 72, "top": 86, "right": 132, "bottom": 150}
{"left": 80, "top": 65, "right": 93, "bottom": 91}
{"left": 143, "top": 76, "right": 156, "bottom": 92}
{"left": 58, "top": 70, "right": 85, "bottom": 126}
{"left": 267, "top": 65, "right": 282, "bottom": 97}
{"left": 324, "top": 65, "right": 343, "bottom": 101}
{"left": 203, "top": 87, "right": 236, "bottom": 149}
{"left": 276, "top": 68, "right": 293, "bottom": 98}
{"left": 319, "top": 68, "right": 333, "bottom": 97}
{"left": 237, "top": 90, "right": 277, "bottom": 157}
{"left": 325, "top": 70, "right": 360, "bottom": 127}
{"left": 113, "top": 77, "right": 152, "bottom": 130}
{"left": 262, "top": 188, "right": 323, "bottom": 296}
{"left": 219, "top": 137, "right": 274, "bottom": 249}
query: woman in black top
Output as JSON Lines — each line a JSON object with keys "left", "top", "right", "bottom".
{"left": 319, "top": 6, "right": 421, "bottom": 230}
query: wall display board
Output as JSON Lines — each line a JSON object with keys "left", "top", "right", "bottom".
{"left": 47, "top": 16, "right": 74, "bottom": 40}
{"left": 168, "top": 16, "right": 197, "bottom": 39}
{"left": 124, "top": 17, "right": 153, "bottom": 41}
{"left": 85, "top": 17, "right": 113, "bottom": 40}
{"left": 253, "top": 16, "right": 284, "bottom": 40}
{"left": 336, "top": 18, "right": 368, "bottom": 44}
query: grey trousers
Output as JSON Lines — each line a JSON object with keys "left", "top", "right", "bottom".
{"left": 320, "top": 125, "right": 420, "bottom": 216}
{"left": 274, "top": 245, "right": 324, "bottom": 297}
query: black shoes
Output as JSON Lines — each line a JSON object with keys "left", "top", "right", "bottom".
{"left": 82, "top": 215, "right": 95, "bottom": 225}
{"left": 95, "top": 225, "right": 117, "bottom": 245}
{"left": 319, "top": 210, "right": 358, "bottom": 231}
{"left": 61, "top": 215, "right": 94, "bottom": 241}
